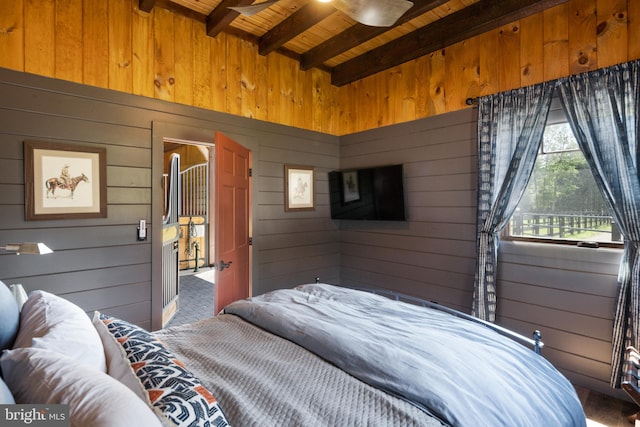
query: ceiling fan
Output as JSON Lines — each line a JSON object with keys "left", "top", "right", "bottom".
{"left": 228, "top": 0, "right": 414, "bottom": 28}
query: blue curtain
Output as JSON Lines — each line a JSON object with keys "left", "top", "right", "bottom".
{"left": 473, "top": 83, "right": 555, "bottom": 321}
{"left": 557, "top": 60, "right": 640, "bottom": 387}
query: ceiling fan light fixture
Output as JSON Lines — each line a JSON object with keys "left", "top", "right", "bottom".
{"left": 317, "top": 0, "right": 332, "bottom": 3}
{"left": 333, "top": 0, "right": 413, "bottom": 27}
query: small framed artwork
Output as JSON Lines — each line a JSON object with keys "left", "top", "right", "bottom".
{"left": 341, "top": 170, "right": 360, "bottom": 203}
{"left": 24, "top": 140, "right": 107, "bottom": 220}
{"left": 285, "top": 165, "right": 315, "bottom": 211}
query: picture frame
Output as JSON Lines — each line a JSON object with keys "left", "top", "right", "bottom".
{"left": 24, "top": 140, "right": 107, "bottom": 220}
{"left": 341, "top": 170, "right": 360, "bottom": 203}
{"left": 284, "top": 165, "right": 315, "bottom": 211}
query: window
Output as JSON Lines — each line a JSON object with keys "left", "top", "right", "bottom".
{"left": 506, "top": 122, "right": 623, "bottom": 246}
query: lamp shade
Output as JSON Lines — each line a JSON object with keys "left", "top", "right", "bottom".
{"left": 1, "top": 242, "right": 53, "bottom": 255}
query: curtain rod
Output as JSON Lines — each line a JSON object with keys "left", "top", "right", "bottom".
{"left": 465, "top": 97, "right": 478, "bottom": 106}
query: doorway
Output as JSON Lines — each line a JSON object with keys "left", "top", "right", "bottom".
{"left": 161, "top": 138, "right": 214, "bottom": 327}
{"left": 151, "top": 125, "right": 252, "bottom": 331}
{"left": 162, "top": 138, "right": 219, "bottom": 327}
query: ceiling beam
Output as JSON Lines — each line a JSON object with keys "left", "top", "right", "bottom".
{"left": 258, "top": 2, "right": 335, "bottom": 56}
{"left": 300, "top": 0, "right": 448, "bottom": 71}
{"left": 207, "top": 0, "right": 255, "bottom": 37}
{"left": 139, "top": 0, "right": 156, "bottom": 13}
{"left": 331, "top": 0, "right": 568, "bottom": 86}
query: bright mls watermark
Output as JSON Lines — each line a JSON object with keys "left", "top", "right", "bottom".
{"left": 0, "top": 405, "right": 69, "bottom": 426}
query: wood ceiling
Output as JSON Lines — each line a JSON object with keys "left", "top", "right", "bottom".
{"left": 139, "top": 0, "right": 567, "bottom": 87}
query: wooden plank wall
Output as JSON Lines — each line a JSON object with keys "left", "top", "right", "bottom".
{"left": 0, "top": 67, "right": 339, "bottom": 330}
{"left": 0, "top": 0, "right": 340, "bottom": 134}
{"left": 338, "top": 109, "right": 478, "bottom": 313}
{"left": 498, "top": 242, "right": 624, "bottom": 399}
{"left": 0, "top": 0, "right": 638, "bottom": 136}
{"left": 253, "top": 132, "right": 341, "bottom": 292}
{"left": 340, "top": 104, "right": 626, "bottom": 399}
{"left": 338, "top": 0, "right": 640, "bottom": 134}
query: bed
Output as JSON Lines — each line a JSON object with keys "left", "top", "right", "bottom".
{"left": 0, "top": 280, "right": 586, "bottom": 426}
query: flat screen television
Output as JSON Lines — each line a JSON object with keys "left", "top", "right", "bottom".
{"left": 328, "top": 164, "right": 406, "bottom": 221}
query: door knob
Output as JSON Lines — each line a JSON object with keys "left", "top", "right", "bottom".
{"left": 219, "top": 260, "right": 233, "bottom": 271}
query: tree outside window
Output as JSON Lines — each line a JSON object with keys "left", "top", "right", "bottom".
{"left": 507, "top": 123, "right": 622, "bottom": 246}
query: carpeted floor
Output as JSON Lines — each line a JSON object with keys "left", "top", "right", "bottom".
{"left": 165, "top": 268, "right": 215, "bottom": 328}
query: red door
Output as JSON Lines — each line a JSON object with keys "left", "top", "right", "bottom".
{"left": 214, "top": 132, "right": 250, "bottom": 313}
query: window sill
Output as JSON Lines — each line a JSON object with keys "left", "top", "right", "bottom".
{"left": 503, "top": 236, "right": 624, "bottom": 249}
{"left": 499, "top": 239, "right": 623, "bottom": 265}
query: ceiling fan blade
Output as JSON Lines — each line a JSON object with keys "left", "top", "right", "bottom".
{"left": 333, "top": 0, "right": 413, "bottom": 27}
{"left": 228, "top": 0, "right": 279, "bottom": 16}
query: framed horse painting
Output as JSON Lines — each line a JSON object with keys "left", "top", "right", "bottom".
{"left": 284, "top": 165, "right": 315, "bottom": 212}
{"left": 24, "top": 140, "right": 107, "bottom": 220}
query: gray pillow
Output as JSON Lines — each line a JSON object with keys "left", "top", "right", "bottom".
{"left": 0, "top": 281, "right": 19, "bottom": 352}
{"left": 0, "top": 377, "right": 15, "bottom": 404}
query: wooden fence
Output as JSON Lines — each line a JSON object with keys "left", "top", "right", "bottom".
{"left": 509, "top": 212, "right": 622, "bottom": 242}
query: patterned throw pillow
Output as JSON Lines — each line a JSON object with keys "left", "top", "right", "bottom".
{"left": 98, "top": 314, "right": 229, "bottom": 427}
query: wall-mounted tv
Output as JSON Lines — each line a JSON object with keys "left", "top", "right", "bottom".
{"left": 328, "top": 164, "right": 406, "bottom": 221}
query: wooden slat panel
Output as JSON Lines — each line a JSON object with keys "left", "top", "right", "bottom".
{"left": 0, "top": 245, "right": 151, "bottom": 278}
{"left": 24, "top": 0, "right": 55, "bottom": 77}
{"left": 153, "top": 6, "right": 175, "bottom": 100}
{"left": 0, "top": 0, "right": 25, "bottom": 71}
{"left": 411, "top": 173, "right": 476, "bottom": 191}
{"left": 254, "top": 41, "right": 269, "bottom": 124}
{"left": 630, "top": 0, "right": 640, "bottom": 60}
{"left": 225, "top": 35, "right": 243, "bottom": 116}
{"left": 0, "top": 159, "right": 21, "bottom": 184}
{"left": 174, "top": 12, "right": 193, "bottom": 105}
{"left": 444, "top": 38, "right": 480, "bottom": 111}
{"left": 496, "top": 22, "right": 521, "bottom": 92}
{"left": 132, "top": 0, "right": 155, "bottom": 97}
{"left": 9, "top": 264, "right": 150, "bottom": 294}
{"left": 519, "top": 12, "right": 544, "bottom": 86}
{"left": 499, "top": 280, "right": 614, "bottom": 319}
{"left": 260, "top": 242, "right": 339, "bottom": 263}
{"left": 340, "top": 226, "right": 475, "bottom": 253}
{"left": 64, "top": 282, "right": 152, "bottom": 311}
{"left": 55, "top": 0, "right": 83, "bottom": 82}
{"left": 0, "top": 204, "right": 150, "bottom": 228}
{"left": 101, "top": 301, "right": 152, "bottom": 328}
{"left": 109, "top": 187, "right": 151, "bottom": 204}
{"left": 311, "top": 68, "right": 337, "bottom": 135}
{"left": 259, "top": 253, "right": 339, "bottom": 277}
{"left": 477, "top": 30, "right": 499, "bottom": 97}
{"left": 499, "top": 263, "right": 619, "bottom": 296}
{"left": 108, "top": 0, "right": 133, "bottom": 92}
{"left": 498, "top": 300, "right": 612, "bottom": 341}
{"left": 107, "top": 166, "right": 152, "bottom": 187}
{"left": 340, "top": 266, "right": 473, "bottom": 312}
{"left": 0, "top": 83, "right": 152, "bottom": 131}
{"left": 210, "top": 31, "right": 227, "bottom": 113}
{"left": 543, "top": 2, "right": 569, "bottom": 81}
{"left": 0, "top": 225, "right": 149, "bottom": 250}
{"left": 192, "top": 20, "right": 212, "bottom": 110}
{"left": 240, "top": 40, "right": 258, "bottom": 119}
{"left": 83, "top": 0, "right": 109, "bottom": 88}
{"left": 569, "top": 0, "right": 597, "bottom": 75}
{"left": 596, "top": 0, "right": 628, "bottom": 68}
{"left": 428, "top": 49, "right": 447, "bottom": 116}
{"left": 0, "top": 110, "right": 150, "bottom": 149}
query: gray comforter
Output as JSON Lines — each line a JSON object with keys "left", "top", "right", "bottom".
{"left": 156, "top": 314, "right": 444, "bottom": 426}
{"left": 224, "top": 283, "right": 587, "bottom": 427}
